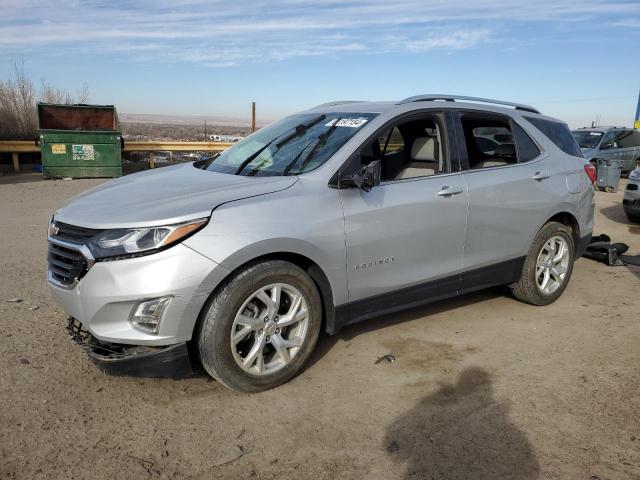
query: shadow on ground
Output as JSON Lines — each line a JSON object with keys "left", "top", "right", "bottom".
{"left": 305, "top": 287, "right": 509, "bottom": 372}
{"left": 599, "top": 204, "right": 633, "bottom": 225}
{"left": 384, "top": 367, "right": 539, "bottom": 479}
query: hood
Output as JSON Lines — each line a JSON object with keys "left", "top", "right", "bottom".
{"left": 54, "top": 163, "right": 298, "bottom": 229}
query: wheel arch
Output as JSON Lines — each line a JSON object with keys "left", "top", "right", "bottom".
{"left": 195, "top": 250, "right": 338, "bottom": 340}
{"left": 543, "top": 211, "right": 580, "bottom": 249}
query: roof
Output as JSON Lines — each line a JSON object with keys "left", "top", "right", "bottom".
{"left": 305, "top": 94, "right": 570, "bottom": 122}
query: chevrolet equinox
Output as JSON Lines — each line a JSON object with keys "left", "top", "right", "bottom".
{"left": 48, "top": 95, "right": 595, "bottom": 392}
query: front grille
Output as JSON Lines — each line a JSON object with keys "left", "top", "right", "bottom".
{"left": 53, "top": 221, "right": 101, "bottom": 244}
{"left": 48, "top": 242, "right": 88, "bottom": 286}
{"left": 627, "top": 183, "right": 638, "bottom": 191}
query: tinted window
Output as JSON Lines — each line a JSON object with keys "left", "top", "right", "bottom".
{"left": 524, "top": 117, "right": 583, "bottom": 158}
{"left": 512, "top": 122, "right": 541, "bottom": 162}
{"left": 616, "top": 130, "right": 640, "bottom": 148}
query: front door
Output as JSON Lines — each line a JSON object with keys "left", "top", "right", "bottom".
{"left": 339, "top": 112, "right": 468, "bottom": 322}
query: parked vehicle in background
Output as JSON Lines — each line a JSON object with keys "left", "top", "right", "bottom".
{"left": 48, "top": 95, "right": 595, "bottom": 392}
{"left": 623, "top": 167, "right": 640, "bottom": 222}
{"left": 572, "top": 127, "right": 640, "bottom": 173}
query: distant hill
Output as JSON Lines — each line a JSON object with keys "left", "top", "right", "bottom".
{"left": 120, "top": 113, "right": 261, "bottom": 128}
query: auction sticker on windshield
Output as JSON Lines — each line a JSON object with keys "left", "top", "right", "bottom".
{"left": 326, "top": 118, "right": 369, "bottom": 128}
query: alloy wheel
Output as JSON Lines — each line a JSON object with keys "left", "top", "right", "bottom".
{"left": 230, "top": 283, "right": 309, "bottom": 375}
{"left": 535, "top": 235, "right": 570, "bottom": 295}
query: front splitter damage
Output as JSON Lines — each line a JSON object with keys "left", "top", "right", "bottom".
{"left": 66, "top": 317, "right": 193, "bottom": 379}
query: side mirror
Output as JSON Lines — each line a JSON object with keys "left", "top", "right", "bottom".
{"left": 340, "top": 160, "right": 381, "bottom": 191}
{"left": 361, "top": 160, "right": 381, "bottom": 192}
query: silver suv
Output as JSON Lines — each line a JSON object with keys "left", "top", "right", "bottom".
{"left": 572, "top": 127, "right": 640, "bottom": 173}
{"left": 49, "top": 95, "right": 595, "bottom": 392}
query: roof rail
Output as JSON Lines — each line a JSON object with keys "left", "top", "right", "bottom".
{"left": 398, "top": 94, "right": 540, "bottom": 114}
{"left": 312, "top": 100, "right": 366, "bottom": 108}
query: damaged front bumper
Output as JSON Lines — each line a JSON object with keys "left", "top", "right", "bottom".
{"left": 67, "top": 317, "right": 193, "bottom": 379}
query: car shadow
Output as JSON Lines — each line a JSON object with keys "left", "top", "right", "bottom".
{"left": 384, "top": 366, "right": 540, "bottom": 479}
{"left": 305, "top": 286, "right": 510, "bottom": 372}
{"left": 599, "top": 204, "right": 633, "bottom": 225}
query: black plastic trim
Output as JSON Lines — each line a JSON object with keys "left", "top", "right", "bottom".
{"left": 331, "top": 256, "right": 525, "bottom": 334}
{"left": 576, "top": 233, "right": 593, "bottom": 258}
{"left": 67, "top": 317, "right": 193, "bottom": 379}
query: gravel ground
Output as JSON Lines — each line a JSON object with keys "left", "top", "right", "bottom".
{"left": 1, "top": 173, "right": 639, "bottom": 480}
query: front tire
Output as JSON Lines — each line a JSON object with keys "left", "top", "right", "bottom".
{"left": 197, "top": 260, "right": 322, "bottom": 393}
{"left": 510, "top": 222, "right": 575, "bottom": 306}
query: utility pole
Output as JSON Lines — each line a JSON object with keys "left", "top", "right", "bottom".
{"left": 204, "top": 120, "right": 207, "bottom": 141}
{"left": 251, "top": 102, "right": 256, "bottom": 133}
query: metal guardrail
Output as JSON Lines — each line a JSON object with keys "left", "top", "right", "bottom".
{"left": 0, "top": 140, "right": 233, "bottom": 172}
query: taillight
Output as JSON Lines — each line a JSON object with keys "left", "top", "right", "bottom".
{"left": 584, "top": 164, "right": 596, "bottom": 184}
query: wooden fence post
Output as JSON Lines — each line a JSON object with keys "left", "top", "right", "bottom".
{"left": 148, "top": 151, "right": 155, "bottom": 169}
{"left": 12, "top": 152, "right": 19, "bottom": 172}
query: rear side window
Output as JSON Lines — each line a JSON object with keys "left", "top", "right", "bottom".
{"left": 459, "top": 114, "right": 540, "bottom": 169}
{"left": 524, "top": 117, "right": 583, "bottom": 158}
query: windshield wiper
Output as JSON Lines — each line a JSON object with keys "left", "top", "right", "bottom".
{"left": 283, "top": 120, "right": 340, "bottom": 176}
{"left": 234, "top": 114, "right": 326, "bottom": 175}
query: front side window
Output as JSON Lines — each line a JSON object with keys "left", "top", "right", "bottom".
{"left": 359, "top": 116, "right": 446, "bottom": 181}
{"left": 572, "top": 130, "right": 603, "bottom": 149}
{"left": 204, "top": 112, "right": 377, "bottom": 176}
{"left": 600, "top": 131, "right": 621, "bottom": 149}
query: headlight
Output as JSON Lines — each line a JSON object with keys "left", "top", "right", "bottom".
{"left": 87, "top": 218, "right": 208, "bottom": 259}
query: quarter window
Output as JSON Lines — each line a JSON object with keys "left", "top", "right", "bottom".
{"left": 511, "top": 122, "right": 541, "bottom": 162}
{"left": 524, "top": 117, "right": 583, "bottom": 158}
{"left": 379, "top": 127, "right": 404, "bottom": 156}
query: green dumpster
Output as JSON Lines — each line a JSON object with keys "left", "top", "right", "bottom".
{"left": 37, "top": 103, "right": 123, "bottom": 178}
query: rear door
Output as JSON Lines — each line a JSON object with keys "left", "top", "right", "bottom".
{"left": 452, "top": 110, "right": 553, "bottom": 291}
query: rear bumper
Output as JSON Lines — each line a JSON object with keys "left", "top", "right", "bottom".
{"left": 67, "top": 317, "right": 193, "bottom": 379}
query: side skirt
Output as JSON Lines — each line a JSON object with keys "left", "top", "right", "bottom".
{"left": 329, "top": 256, "right": 525, "bottom": 334}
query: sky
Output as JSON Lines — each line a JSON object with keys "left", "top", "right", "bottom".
{"left": 1, "top": 0, "right": 639, "bottom": 128}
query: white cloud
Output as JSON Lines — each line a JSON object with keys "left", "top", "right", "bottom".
{"left": 0, "top": 0, "right": 638, "bottom": 65}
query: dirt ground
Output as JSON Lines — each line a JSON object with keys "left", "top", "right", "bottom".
{"left": 1, "top": 173, "right": 639, "bottom": 480}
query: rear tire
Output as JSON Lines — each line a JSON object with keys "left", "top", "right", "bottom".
{"left": 197, "top": 260, "right": 322, "bottom": 393}
{"left": 510, "top": 222, "right": 575, "bottom": 306}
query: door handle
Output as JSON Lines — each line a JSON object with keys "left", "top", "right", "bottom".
{"left": 532, "top": 171, "right": 550, "bottom": 181}
{"left": 437, "top": 186, "right": 464, "bottom": 196}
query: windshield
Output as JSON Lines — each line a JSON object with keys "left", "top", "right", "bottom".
{"left": 572, "top": 130, "right": 603, "bottom": 149}
{"left": 204, "top": 112, "right": 377, "bottom": 176}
